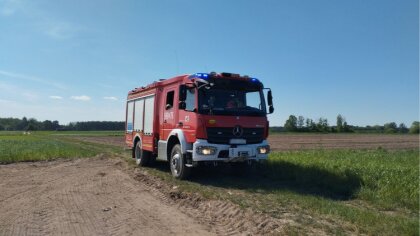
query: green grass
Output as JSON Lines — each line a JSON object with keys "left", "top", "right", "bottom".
{"left": 267, "top": 149, "right": 419, "bottom": 212}
{"left": 140, "top": 149, "right": 419, "bottom": 235}
{"left": 40, "top": 130, "right": 124, "bottom": 136}
{"left": 0, "top": 130, "right": 124, "bottom": 136}
{"left": 0, "top": 134, "right": 100, "bottom": 163}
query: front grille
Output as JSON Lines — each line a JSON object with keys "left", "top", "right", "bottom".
{"left": 207, "top": 127, "right": 264, "bottom": 144}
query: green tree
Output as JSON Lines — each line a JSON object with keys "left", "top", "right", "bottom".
{"left": 336, "top": 114, "right": 344, "bottom": 132}
{"left": 398, "top": 123, "right": 408, "bottom": 133}
{"left": 52, "top": 120, "right": 60, "bottom": 130}
{"left": 317, "top": 118, "right": 329, "bottom": 132}
{"left": 384, "top": 122, "right": 398, "bottom": 133}
{"left": 284, "top": 115, "right": 298, "bottom": 132}
{"left": 306, "top": 118, "right": 316, "bottom": 132}
{"left": 343, "top": 121, "right": 352, "bottom": 132}
{"left": 17, "top": 117, "right": 28, "bottom": 130}
{"left": 27, "top": 118, "right": 39, "bottom": 131}
{"left": 297, "top": 116, "right": 305, "bottom": 130}
{"left": 409, "top": 121, "right": 419, "bottom": 134}
{"left": 42, "top": 120, "right": 54, "bottom": 130}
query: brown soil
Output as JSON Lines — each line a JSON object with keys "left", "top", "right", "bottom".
{"left": 268, "top": 134, "right": 419, "bottom": 151}
{"left": 75, "top": 136, "right": 126, "bottom": 148}
{"left": 75, "top": 134, "right": 419, "bottom": 151}
{"left": 0, "top": 155, "right": 289, "bottom": 235}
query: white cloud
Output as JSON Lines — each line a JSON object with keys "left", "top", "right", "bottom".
{"left": 70, "top": 95, "right": 91, "bottom": 101}
{"left": 22, "top": 92, "right": 38, "bottom": 101}
{"left": 44, "top": 21, "right": 82, "bottom": 40}
{"left": 0, "top": 69, "right": 66, "bottom": 89}
{"left": 0, "top": 0, "right": 82, "bottom": 40}
{"left": 0, "top": 98, "right": 16, "bottom": 104}
{"left": 103, "top": 96, "right": 118, "bottom": 101}
{"left": 0, "top": 0, "right": 20, "bottom": 16}
{"left": 49, "top": 95, "right": 63, "bottom": 100}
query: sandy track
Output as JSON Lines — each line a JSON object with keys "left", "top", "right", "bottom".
{"left": 0, "top": 156, "right": 287, "bottom": 236}
{"left": 0, "top": 156, "right": 215, "bottom": 236}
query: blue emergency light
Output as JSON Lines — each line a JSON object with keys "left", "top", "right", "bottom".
{"left": 190, "top": 73, "right": 210, "bottom": 80}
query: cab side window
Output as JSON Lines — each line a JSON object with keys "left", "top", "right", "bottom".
{"left": 166, "top": 91, "right": 174, "bottom": 109}
{"left": 185, "top": 89, "right": 195, "bottom": 111}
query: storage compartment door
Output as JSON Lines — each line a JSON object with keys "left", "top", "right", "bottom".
{"left": 143, "top": 95, "right": 155, "bottom": 135}
{"left": 126, "top": 101, "right": 134, "bottom": 133}
{"left": 134, "top": 99, "right": 144, "bottom": 132}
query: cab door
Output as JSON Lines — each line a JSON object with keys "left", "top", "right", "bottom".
{"left": 178, "top": 87, "right": 197, "bottom": 143}
{"left": 162, "top": 86, "right": 178, "bottom": 140}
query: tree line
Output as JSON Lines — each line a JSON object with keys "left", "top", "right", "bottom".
{"left": 276, "top": 114, "right": 419, "bottom": 134}
{"left": 0, "top": 117, "right": 125, "bottom": 131}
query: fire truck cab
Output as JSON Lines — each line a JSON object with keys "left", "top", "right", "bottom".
{"left": 125, "top": 72, "right": 274, "bottom": 179}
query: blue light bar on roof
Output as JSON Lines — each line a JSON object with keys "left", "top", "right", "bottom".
{"left": 251, "top": 78, "right": 260, "bottom": 83}
{"left": 189, "top": 73, "right": 210, "bottom": 80}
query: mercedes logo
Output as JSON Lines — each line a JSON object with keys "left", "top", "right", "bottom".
{"left": 232, "top": 125, "right": 243, "bottom": 137}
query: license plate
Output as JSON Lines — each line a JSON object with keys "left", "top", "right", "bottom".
{"left": 229, "top": 148, "right": 251, "bottom": 158}
{"left": 230, "top": 139, "right": 246, "bottom": 144}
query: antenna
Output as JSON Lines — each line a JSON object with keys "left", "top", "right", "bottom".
{"left": 174, "top": 50, "right": 180, "bottom": 74}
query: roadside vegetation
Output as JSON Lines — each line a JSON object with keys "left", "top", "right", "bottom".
{"left": 0, "top": 117, "right": 124, "bottom": 131}
{"left": 1, "top": 131, "right": 418, "bottom": 235}
{"left": 273, "top": 114, "right": 420, "bottom": 134}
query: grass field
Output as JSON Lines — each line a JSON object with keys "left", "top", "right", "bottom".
{"left": 0, "top": 132, "right": 123, "bottom": 163}
{"left": 1, "top": 131, "right": 418, "bottom": 235}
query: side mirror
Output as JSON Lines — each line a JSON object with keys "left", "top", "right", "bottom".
{"left": 179, "top": 101, "right": 186, "bottom": 110}
{"left": 267, "top": 89, "right": 274, "bottom": 114}
{"left": 166, "top": 104, "right": 172, "bottom": 110}
{"left": 179, "top": 85, "right": 187, "bottom": 101}
{"left": 267, "top": 90, "right": 273, "bottom": 107}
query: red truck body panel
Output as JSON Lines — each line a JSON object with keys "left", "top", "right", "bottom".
{"left": 125, "top": 73, "right": 270, "bottom": 159}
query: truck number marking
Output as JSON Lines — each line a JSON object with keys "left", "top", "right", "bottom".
{"left": 164, "top": 111, "right": 174, "bottom": 120}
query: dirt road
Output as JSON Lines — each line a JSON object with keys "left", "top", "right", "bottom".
{"left": 0, "top": 156, "right": 281, "bottom": 236}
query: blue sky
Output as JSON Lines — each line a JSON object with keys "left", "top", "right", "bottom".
{"left": 0, "top": 0, "right": 418, "bottom": 126}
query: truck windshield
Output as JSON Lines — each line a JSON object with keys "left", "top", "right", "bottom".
{"left": 198, "top": 88, "right": 266, "bottom": 116}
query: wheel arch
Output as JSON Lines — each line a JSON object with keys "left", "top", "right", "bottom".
{"left": 166, "top": 129, "right": 192, "bottom": 161}
{"left": 132, "top": 134, "right": 141, "bottom": 158}
{"left": 133, "top": 134, "right": 141, "bottom": 147}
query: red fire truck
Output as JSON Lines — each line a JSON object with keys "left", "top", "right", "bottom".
{"left": 125, "top": 72, "right": 274, "bottom": 179}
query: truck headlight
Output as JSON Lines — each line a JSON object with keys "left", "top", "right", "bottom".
{"left": 257, "top": 145, "right": 270, "bottom": 154}
{"left": 196, "top": 146, "right": 217, "bottom": 155}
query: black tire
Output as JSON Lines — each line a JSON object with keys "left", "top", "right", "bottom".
{"left": 170, "top": 144, "right": 191, "bottom": 179}
{"left": 135, "top": 141, "right": 150, "bottom": 166}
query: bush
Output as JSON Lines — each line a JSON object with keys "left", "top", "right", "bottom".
{"left": 409, "top": 121, "right": 419, "bottom": 134}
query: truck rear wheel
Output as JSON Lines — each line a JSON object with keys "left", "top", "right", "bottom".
{"left": 135, "top": 141, "right": 150, "bottom": 166}
{"left": 170, "top": 144, "right": 191, "bottom": 179}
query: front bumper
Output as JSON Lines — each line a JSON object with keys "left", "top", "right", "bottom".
{"left": 192, "top": 139, "right": 269, "bottom": 162}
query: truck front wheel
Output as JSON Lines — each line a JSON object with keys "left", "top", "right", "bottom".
{"left": 135, "top": 141, "right": 150, "bottom": 166}
{"left": 170, "top": 144, "right": 191, "bottom": 179}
